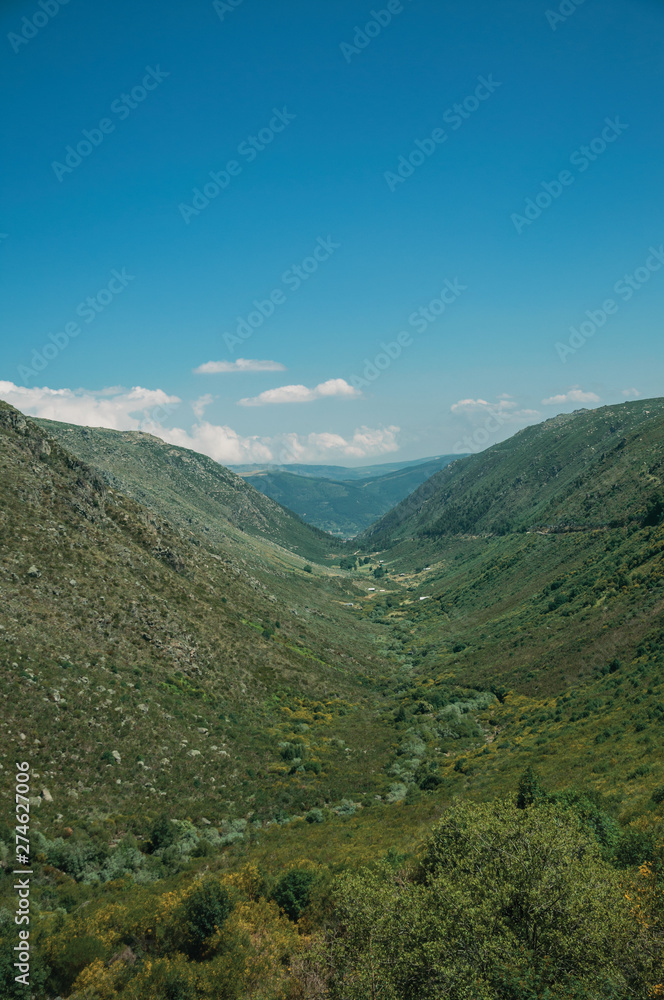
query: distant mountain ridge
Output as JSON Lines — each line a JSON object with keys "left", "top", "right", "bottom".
{"left": 231, "top": 454, "right": 455, "bottom": 481}
{"left": 234, "top": 455, "right": 461, "bottom": 536}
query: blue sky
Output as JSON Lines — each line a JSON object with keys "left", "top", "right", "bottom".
{"left": 1, "top": 0, "right": 663, "bottom": 464}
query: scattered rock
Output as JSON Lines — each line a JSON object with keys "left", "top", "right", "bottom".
{"left": 138, "top": 703, "right": 149, "bottom": 713}
{"left": 27, "top": 565, "right": 41, "bottom": 578}
{"left": 188, "top": 749, "right": 201, "bottom": 757}
{"left": 200, "top": 817, "right": 211, "bottom": 825}
{"left": 111, "top": 750, "right": 121, "bottom": 763}
{"left": 41, "top": 788, "right": 53, "bottom": 803}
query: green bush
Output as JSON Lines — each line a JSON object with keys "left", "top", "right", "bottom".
{"left": 323, "top": 800, "right": 660, "bottom": 999}
{"left": 271, "top": 868, "right": 318, "bottom": 921}
{"left": 176, "top": 879, "right": 234, "bottom": 960}
{"left": 516, "top": 765, "right": 546, "bottom": 809}
{"left": 149, "top": 813, "right": 176, "bottom": 853}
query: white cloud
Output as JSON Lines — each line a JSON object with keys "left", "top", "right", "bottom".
{"left": 193, "top": 358, "right": 287, "bottom": 374}
{"left": 541, "top": 388, "right": 600, "bottom": 406}
{"left": 0, "top": 382, "right": 180, "bottom": 430}
{"left": 158, "top": 421, "right": 275, "bottom": 465}
{"left": 192, "top": 394, "right": 215, "bottom": 419}
{"left": 622, "top": 387, "right": 640, "bottom": 398}
{"left": 451, "top": 397, "right": 517, "bottom": 414}
{"left": 239, "top": 378, "right": 361, "bottom": 407}
{"left": 0, "top": 381, "right": 398, "bottom": 466}
{"left": 158, "top": 423, "right": 400, "bottom": 464}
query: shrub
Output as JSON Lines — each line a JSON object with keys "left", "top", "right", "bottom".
{"left": 176, "top": 880, "right": 233, "bottom": 960}
{"left": 324, "top": 800, "right": 661, "bottom": 999}
{"left": 271, "top": 868, "right": 318, "bottom": 921}
{"left": 149, "top": 813, "right": 176, "bottom": 853}
{"left": 516, "top": 765, "right": 546, "bottom": 809}
{"left": 305, "top": 809, "right": 324, "bottom": 824}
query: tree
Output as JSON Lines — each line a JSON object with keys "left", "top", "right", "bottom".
{"left": 149, "top": 813, "right": 176, "bottom": 852}
{"left": 321, "top": 800, "right": 660, "bottom": 999}
{"left": 516, "top": 764, "right": 545, "bottom": 809}
{"left": 271, "top": 868, "right": 318, "bottom": 921}
{"left": 177, "top": 880, "right": 233, "bottom": 960}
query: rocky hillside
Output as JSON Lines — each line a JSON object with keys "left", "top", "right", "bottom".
{"left": 36, "top": 419, "right": 341, "bottom": 564}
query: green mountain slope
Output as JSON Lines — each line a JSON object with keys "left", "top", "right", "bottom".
{"left": 35, "top": 419, "right": 340, "bottom": 563}
{"left": 0, "top": 403, "right": 403, "bottom": 834}
{"left": 1, "top": 399, "right": 663, "bottom": 1000}
{"left": 360, "top": 398, "right": 664, "bottom": 547}
{"left": 239, "top": 457, "right": 459, "bottom": 536}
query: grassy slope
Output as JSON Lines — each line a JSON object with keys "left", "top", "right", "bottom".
{"left": 0, "top": 403, "right": 403, "bottom": 840}
{"left": 35, "top": 419, "right": 341, "bottom": 564}
{"left": 360, "top": 397, "right": 664, "bottom": 545}
{"left": 1, "top": 397, "right": 663, "bottom": 884}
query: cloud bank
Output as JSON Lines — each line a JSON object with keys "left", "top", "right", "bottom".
{"left": 0, "top": 381, "right": 180, "bottom": 429}
{"left": 0, "top": 382, "right": 398, "bottom": 466}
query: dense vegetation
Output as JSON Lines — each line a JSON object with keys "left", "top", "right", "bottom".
{"left": 1, "top": 397, "right": 663, "bottom": 998}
